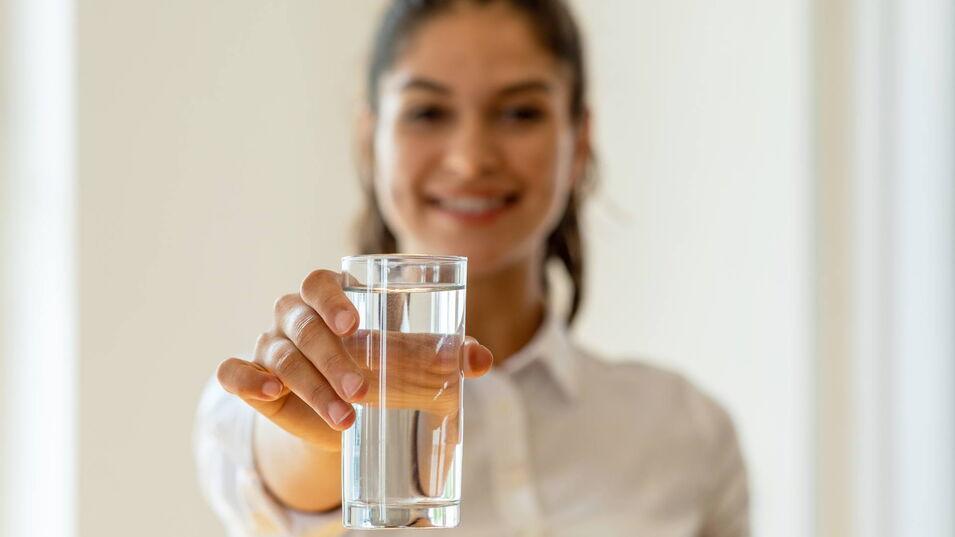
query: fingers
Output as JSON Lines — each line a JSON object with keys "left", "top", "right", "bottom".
{"left": 217, "top": 356, "right": 343, "bottom": 448}
{"left": 297, "top": 269, "right": 492, "bottom": 381}
{"left": 272, "top": 293, "right": 368, "bottom": 402}
{"left": 219, "top": 267, "right": 495, "bottom": 452}
{"left": 300, "top": 269, "right": 358, "bottom": 336}
{"left": 340, "top": 330, "right": 492, "bottom": 381}
{"left": 463, "top": 337, "right": 493, "bottom": 378}
{"left": 336, "top": 331, "right": 490, "bottom": 416}
{"left": 221, "top": 332, "right": 491, "bottom": 438}
{"left": 222, "top": 268, "right": 495, "bottom": 446}
{"left": 256, "top": 392, "right": 343, "bottom": 450}
{"left": 255, "top": 333, "right": 357, "bottom": 431}
{"left": 217, "top": 357, "right": 284, "bottom": 401}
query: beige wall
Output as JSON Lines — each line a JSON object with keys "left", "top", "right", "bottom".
{"left": 572, "top": 2, "right": 811, "bottom": 535}
{"left": 77, "top": 2, "right": 380, "bottom": 534}
{"left": 571, "top": 3, "right": 810, "bottom": 536}
{"left": 77, "top": 2, "right": 810, "bottom": 536}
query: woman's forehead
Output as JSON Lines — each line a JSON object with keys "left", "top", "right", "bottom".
{"left": 381, "top": 3, "right": 566, "bottom": 96}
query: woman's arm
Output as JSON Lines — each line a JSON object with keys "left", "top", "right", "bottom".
{"left": 253, "top": 413, "right": 343, "bottom": 512}
{"left": 194, "top": 375, "right": 343, "bottom": 536}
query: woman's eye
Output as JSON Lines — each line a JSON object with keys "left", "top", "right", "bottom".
{"left": 405, "top": 105, "right": 448, "bottom": 123}
{"left": 500, "top": 105, "right": 545, "bottom": 123}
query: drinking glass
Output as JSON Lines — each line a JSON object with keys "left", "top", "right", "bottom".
{"left": 340, "top": 254, "right": 467, "bottom": 529}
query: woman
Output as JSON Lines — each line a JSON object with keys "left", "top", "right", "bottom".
{"left": 194, "top": 1, "right": 749, "bottom": 535}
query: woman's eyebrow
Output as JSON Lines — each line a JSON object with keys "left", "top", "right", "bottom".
{"left": 497, "top": 79, "right": 553, "bottom": 96}
{"left": 400, "top": 77, "right": 451, "bottom": 94}
{"left": 397, "top": 77, "right": 553, "bottom": 96}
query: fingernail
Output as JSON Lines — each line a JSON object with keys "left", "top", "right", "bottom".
{"left": 334, "top": 310, "right": 354, "bottom": 333}
{"left": 328, "top": 400, "right": 353, "bottom": 425}
{"left": 262, "top": 380, "right": 282, "bottom": 397}
{"left": 341, "top": 372, "right": 365, "bottom": 399}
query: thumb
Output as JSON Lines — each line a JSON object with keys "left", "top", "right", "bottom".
{"left": 463, "top": 337, "right": 493, "bottom": 378}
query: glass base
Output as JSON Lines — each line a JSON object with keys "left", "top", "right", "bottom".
{"left": 343, "top": 501, "right": 460, "bottom": 529}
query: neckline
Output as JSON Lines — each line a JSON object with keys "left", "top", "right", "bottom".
{"left": 489, "top": 308, "right": 579, "bottom": 400}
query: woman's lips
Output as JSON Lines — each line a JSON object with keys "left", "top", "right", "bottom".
{"left": 425, "top": 194, "right": 519, "bottom": 225}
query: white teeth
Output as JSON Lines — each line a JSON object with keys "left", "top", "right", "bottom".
{"left": 437, "top": 196, "right": 507, "bottom": 214}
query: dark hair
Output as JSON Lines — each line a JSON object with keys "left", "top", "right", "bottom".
{"left": 355, "top": 0, "right": 593, "bottom": 326}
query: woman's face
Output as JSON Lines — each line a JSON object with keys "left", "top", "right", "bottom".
{"left": 369, "top": 2, "right": 589, "bottom": 276}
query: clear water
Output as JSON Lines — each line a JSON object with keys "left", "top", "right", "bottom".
{"left": 341, "top": 284, "right": 466, "bottom": 526}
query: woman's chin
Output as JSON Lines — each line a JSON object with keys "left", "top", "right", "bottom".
{"left": 400, "top": 240, "right": 503, "bottom": 273}
{"left": 434, "top": 245, "right": 528, "bottom": 278}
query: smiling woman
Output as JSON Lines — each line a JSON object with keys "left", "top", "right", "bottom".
{"left": 194, "top": 1, "right": 748, "bottom": 535}
{"left": 355, "top": 0, "right": 591, "bottom": 322}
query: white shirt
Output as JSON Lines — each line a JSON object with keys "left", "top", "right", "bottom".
{"left": 194, "top": 311, "right": 749, "bottom": 536}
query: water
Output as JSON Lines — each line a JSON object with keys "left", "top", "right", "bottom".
{"left": 341, "top": 283, "right": 466, "bottom": 528}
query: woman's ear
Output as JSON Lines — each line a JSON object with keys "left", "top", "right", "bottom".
{"left": 570, "top": 108, "right": 592, "bottom": 189}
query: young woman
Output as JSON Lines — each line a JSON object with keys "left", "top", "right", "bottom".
{"left": 195, "top": 1, "right": 749, "bottom": 535}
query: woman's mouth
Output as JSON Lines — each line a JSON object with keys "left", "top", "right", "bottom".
{"left": 425, "top": 193, "right": 520, "bottom": 224}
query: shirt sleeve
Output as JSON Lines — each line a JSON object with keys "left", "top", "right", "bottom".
{"left": 698, "top": 403, "right": 750, "bottom": 537}
{"left": 193, "top": 374, "right": 347, "bottom": 537}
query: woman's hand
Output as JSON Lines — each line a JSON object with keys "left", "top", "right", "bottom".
{"left": 215, "top": 269, "right": 494, "bottom": 452}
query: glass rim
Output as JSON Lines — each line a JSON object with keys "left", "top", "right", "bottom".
{"left": 341, "top": 253, "right": 467, "bottom": 266}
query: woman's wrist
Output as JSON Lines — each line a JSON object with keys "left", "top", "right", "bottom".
{"left": 252, "top": 413, "right": 344, "bottom": 512}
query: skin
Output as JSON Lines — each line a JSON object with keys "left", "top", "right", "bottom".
{"left": 216, "top": 1, "right": 591, "bottom": 513}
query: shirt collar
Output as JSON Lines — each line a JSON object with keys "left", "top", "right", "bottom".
{"left": 496, "top": 308, "right": 579, "bottom": 401}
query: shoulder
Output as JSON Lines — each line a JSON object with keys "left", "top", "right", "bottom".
{"left": 573, "top": 346, "right": 739, "bottom": 452}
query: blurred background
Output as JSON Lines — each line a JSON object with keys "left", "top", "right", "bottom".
{"left": 1, "top": 0, "right": 952, "bottom": 536}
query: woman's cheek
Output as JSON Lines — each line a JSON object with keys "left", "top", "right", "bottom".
{"left": 507, "top": 134, "right": 563, "bottom": 205}
{"left": 507, "top": 123, "right": 561, "bottom": 175}
{"left": 526, "top": 169, "right": 573, "bottom": 238}
{"left": 378, "top": 137, "right": 427, "bottom": 216}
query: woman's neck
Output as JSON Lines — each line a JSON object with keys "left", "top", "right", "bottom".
{"left": 465, "top": 254, "right": 546, "bottom": 368}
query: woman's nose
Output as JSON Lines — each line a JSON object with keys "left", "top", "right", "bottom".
{"left": 442, "top": 117, "right": 500, "bottom": 179}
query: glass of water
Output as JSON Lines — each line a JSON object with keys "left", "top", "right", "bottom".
{"left": 340, "top": 254, "right": 467, "bottom": 529}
